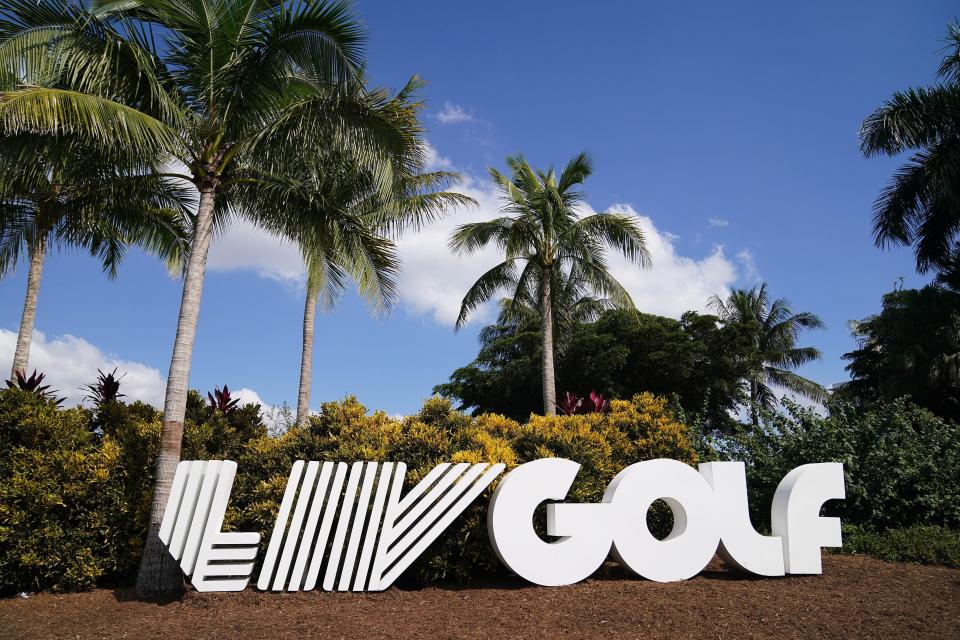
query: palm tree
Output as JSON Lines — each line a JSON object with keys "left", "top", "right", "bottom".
{"left": 708, "top": 283, "right": 826, "bottom": 424}
{"left": 0, "top": 0, "right": 420, "bottom": 598}
{"left": 450, "top": 153, "right": 650, "bottom": 415}
{"left": 294, "top": 159, "right": 474, "bottom": 426}
{"left": 859, "top": 21, "right": 960, "bottom": 275}
{"left": 0, "top": 135, "right": 189, "bottom": 379}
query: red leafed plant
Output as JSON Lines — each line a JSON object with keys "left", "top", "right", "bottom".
{"left": 557, "top": 390, "right": 610, "bottom": 415}
{"left": 83, "top": 368, "right": 126, "bottom": 408}
{"left": 5, "top": 369, "right": 65, "bottom": 406}
{"left": 556, "top": 391, "right": 583, "bottom": 415}
{"left": 208, "top": 385, "right": 240, "bottom": 414}
{"left": 588, "top": 390, "right": 610, "bottom": 413}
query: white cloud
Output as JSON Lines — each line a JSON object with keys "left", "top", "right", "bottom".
{"left": 393, "top": 174, "right": 504, "bottom": 325}
{"left": 207, "top": 219, "right": 305, "bottom": 286}
{"left": 0, "top": 329, "right": 166, "bottom": 407}
{"left": 232, "top": 387, "right": 294, "bottom": 435}
{"left": 0, "top": 330, "right": 291, "bottom": 429}
{"left": 708, "top": 217, "right": 730, "bottom": 228}
{"left": 435, "top": 102, "right": 474, "bottom": 125}
{"left": 424, "top": 141, "right": 453, "bottom": 170}
{"left": 604, "top": 204, "right": 740, "bottom": 317}
{"left": 393, "top": 182, "right": 747, "bottom": 325}
{"left": 736, "top": 248, "right": 760, "bottom": 284}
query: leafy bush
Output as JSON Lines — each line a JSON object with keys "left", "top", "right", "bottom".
{"left": 840, "top": 524, "right": 960, "bottom": 568}
{"left": 0, "top": 387, "right": 695, "bottom": 593}
{"left": 0, "top": 391, "right": 157, "bottom": 592}
{"left": 0, "top": 388, "right": 267, "bottom": 594}
{"left": 716, "top": 398, "right": 960, "bottom": 532}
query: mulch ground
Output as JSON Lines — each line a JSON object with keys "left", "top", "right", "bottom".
{"left": 1, "top": 555, "right": 958, "bottom": 640}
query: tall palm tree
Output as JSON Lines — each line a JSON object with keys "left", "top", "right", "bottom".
{"left": 708, "top": 283, "right": 826, "bottom": 424}
{"left": 450, "top": 153, "right": 650, "bottom": 415}
{"left": 859, "top": 21, "right": 960, "bottom": 275}
{"left": 0, "top": 135, "right": 189, "bottom": 378}
{"left": 294, "top": 159, "right": 473, "bottom": 426}
{"left": 0, "top": 0, "right": 419, "bottom": 598}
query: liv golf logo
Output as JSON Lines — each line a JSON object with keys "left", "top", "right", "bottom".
{"left": 160, "top": 458, "right": 845, "bottom": 592}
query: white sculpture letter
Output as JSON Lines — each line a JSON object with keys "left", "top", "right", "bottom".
{"left": 159, "top": 460, "right": 261, "bottom": 592}
{"left": 604, "top": 459, "right": 719, "bottom": 582}
{"left": 699, "top": 461, "right": 784, "bottom": 576}
{"left": 256, "top": 461, "right": 505, "bottom": 591}
{"left": 770, "top": 462, "right": 845, "bottom": 574}
{"left": 487, "top": 458, "right": 612, "bottom": 586}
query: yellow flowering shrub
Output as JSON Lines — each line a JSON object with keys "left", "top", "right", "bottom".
{"left": 232, "top": 392, "right": 697, "bottom": 585}
{"left": 0, "top": 391, "right": 160, "bottom": 593}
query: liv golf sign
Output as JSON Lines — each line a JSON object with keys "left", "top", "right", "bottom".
{"left": 160, "top": 458, "right": 845, "bottom": 592}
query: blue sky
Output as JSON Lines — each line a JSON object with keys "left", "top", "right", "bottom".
{"left": 0, "top": 1, "right": 956, "bottom": 417}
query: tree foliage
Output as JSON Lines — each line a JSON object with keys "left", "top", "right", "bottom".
{"left": 0, "top": 0, "right": 434, "bottom": 597}
{"left": 838, "top": 284, "right": 960, "bottom": 422}
{"left": 0, "top": 134, "right": 190, "bottom": 278}
{"left": 709, "top": 283, "right": 826, "bottom": 422}
{"left": 435, "top": 309, "right": 755, "bottom": 432}
{"left": 450, "top": 153, "right": 649, "bottom": 414}
{"left": 717, "top": 398, "right": 960, "bottom": 533}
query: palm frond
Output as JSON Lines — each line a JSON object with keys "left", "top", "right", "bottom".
{"left": 455, "top": 259, "right": 518, "bottom": 330}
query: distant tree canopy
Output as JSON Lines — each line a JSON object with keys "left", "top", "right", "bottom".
{"left": 434, "top": 309, "right": 756, "bottom": 432}
{"left": 838, "top": 285, "right": 960, "bottom": 423}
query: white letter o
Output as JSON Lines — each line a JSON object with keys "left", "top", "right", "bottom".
{"left": 604, "top": 459, "right": 719, "bottom": 582}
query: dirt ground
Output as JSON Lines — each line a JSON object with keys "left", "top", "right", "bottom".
{"left": 1, "top": 555, "right": 958, "bottom": 640}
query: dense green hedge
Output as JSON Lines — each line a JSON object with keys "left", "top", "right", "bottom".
{"left": 0, "top": 389, "right": 696, "bottom": 593}
{"left": 713, "top": 398, "right": 960, "bottom": 532}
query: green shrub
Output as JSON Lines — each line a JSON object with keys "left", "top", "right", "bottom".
{"left": 0, "top": 391, "right": 155, "bottom": 592}
{"left": 840, "top": 524, "right": 960, "bottom": 567}
{"left": 716, "top": 397, "right": 960, "bottom": 532}
{"left": 0, "top": 388, "right": 267, "bottom": 594}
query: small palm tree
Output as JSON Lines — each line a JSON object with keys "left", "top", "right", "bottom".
{"left": 859, "top": 21, "right": 960, "bottom": 274}
{"left": 294, "top": 157, "right": 474, "bottom": 426}
{"left": 0, "top": 135, "right": 188, "bottom": 379}
{"left": 493, "top": 262, "right": 614, "bottom": 349}
{"left": 0, "top": 0, "right": 421, "bottom": 598}
{"left": 708, "top": 283, "right": 826, "bottom": 423}
{"left": 450, "top": 153, "right": 650, "bottom": 415}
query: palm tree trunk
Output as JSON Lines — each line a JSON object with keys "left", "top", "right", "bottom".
{"left": 136, "top": 184, "right": 217, "bottom": 600}
{"left": 749, "top": 379, "right": 759, "bottom": 426}
{"left": 10, "top": 236, "right": 46, "bottom": 379}
{"left": 296, "top": 274, "right": 320, "bottom": 427}
{"left": 541, "top": 265, "right": 557, "bottom": 416}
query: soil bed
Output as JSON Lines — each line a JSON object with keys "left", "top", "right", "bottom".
{"left": 1, "top": 555, "right": 957, "bottom": 640}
